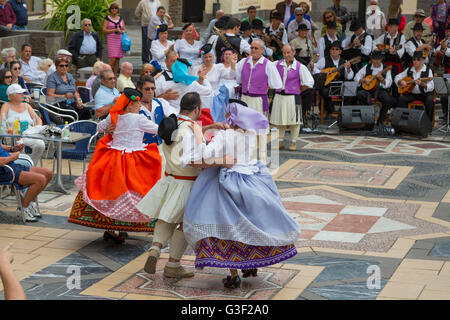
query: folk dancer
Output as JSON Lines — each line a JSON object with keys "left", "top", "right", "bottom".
{"left": 395, "top": 51, "right": 435, "bottom": 129}
{"left": 354, "top": 50, "right": 395, "bottom": 126}
{"left": 313, "top": 41, "right": 354, "bottom": 119}
{"left": 183, "top": 100, "right": 300, "bottom": 289}
{"left": 271, "top": 44, "right": 314, "bottom": 150}
{"left": 137, "top": 92, "right": 234, "bottom": 279}
{"left": 236, "top": 38, "right": 283, "bottom": 162}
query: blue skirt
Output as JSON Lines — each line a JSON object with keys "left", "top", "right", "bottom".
{"left": 184, "top": 161, "right": 300, "bottom": 248}
{"left": 0, "top": 163, "right": 29, "bottom": 184}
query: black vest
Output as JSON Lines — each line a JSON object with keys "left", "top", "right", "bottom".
{"left": 325, "top": 55, "right": 346, "bottom": 81}
{"left": 350, "top": 32, "right": 368, "bottom": 57}
{"left": 406, "top": 65, "right": 431, "bottom": 94}
{"left": 323, "top": 35, "right": 341, "bottom": 58}
{"left": 384, "top": 33, "right": 402, "bottom": 63}
{"left": 365, "top": 63, "right": 386, "bottom": 76}
{"left": 162, "top": 70, "right": 173, "bottom": 82}
{"left": 215, "top": 34, "right": 242, "bottom": 61}
{"left": 265, "top": 26, "right": 284, "bottom": 51}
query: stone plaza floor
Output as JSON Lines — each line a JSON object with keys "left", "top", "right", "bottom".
{"left": 1, "top": 127, "right": 450, "bottom": 300}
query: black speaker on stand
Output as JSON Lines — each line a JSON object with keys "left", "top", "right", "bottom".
{"left": 391, "top": 108, "right": 431, "bottom": 138}
{"left": 338, "top": 105, "right": 375, "bottom": 131}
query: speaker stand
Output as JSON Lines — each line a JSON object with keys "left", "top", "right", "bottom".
{"left": 433, "top": 80, "right": 450, "bottom": 136}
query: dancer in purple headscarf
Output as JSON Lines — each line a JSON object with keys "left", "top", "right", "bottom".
{"left": 183, "top": 99, "right": 300, "bottom": 289}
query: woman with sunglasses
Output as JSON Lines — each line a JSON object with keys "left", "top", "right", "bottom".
{"left": 8, "top": 61, "right": 27, "bottom": 92}
{"left": 103, "top": 3, "right": 126, "bottom": 76}
{"left": 0, "top": 68, "right": 13, "bottom": 102}
{"left": 321, "top": 10, "right": 343, "bottom": 38}
{"left": 46, "top": 57, "right": 91, "bottom": 122}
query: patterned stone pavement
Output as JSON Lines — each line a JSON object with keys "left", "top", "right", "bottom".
{"left": 1, "top": 132, "right": 450, "bottom": 300}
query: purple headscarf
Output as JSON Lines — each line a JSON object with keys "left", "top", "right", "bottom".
{"left": 225, "top": 100, "right": 269, "bottom": 131}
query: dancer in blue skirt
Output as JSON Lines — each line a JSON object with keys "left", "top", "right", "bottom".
{"left": 184, "top": 99, "right": 300, "bottom": 288}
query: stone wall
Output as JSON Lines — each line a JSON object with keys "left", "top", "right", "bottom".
{"left": 169, "top": 0, "right": 183, "bottom": 26}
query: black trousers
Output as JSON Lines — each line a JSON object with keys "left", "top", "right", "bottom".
{"left": 319, "top": 86, "right": 336, "bottom": 114}
{"left": 356, "top": 88, "right": 396, "bottom": 125}
{"left": 142, "top": 26, "right": 151, "bottom": 63}
{"left": 441, "top": 95, "right": 448, "bottom": 123}
{"left": 397, "top": 93, "right": 434, "bottom": 122}
{"left": 298, "top": 88, "right": 314, "bottom": 122}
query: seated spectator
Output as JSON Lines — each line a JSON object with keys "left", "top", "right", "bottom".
{"left": 116, "top": 61, "right": 135, "bottom": 92}
{"left": 93, "top": 69, "right": 120, "bottom": 119}
{"left": 46, "top": 57, "right": 91, "bottom": 121}
{"left": 0, "top": 0, "right": 15, "bottom": 33}
{"left": 68, "top": 18, "right": 103, "bottom": 69}
{"left": 0, "top": 243, "right": 27, "bottom": 299}
{"left": 0, "top": 84, "right": 44, "bottom": 166}
{"left": 91, "top": 63, "right": 112, "bottom": 98}
{"left": 0, "top": 68, "right": 12, "bottom": 101}
{"left": 8, "top": 0, "right": 27, "bottom": 30}
{"left": 140, "top": 63, "right": 155, "bottom": 77}
{"left": 33, "top": 58, "right": 53, "bottom": 85}
{"left": 0, "top": 141, "right": 52, "bottom": 222}
{"left": 47, "top": 49, "right": 73, "bottom": 75}
{"left": 8, "top": 60, "right": 27, "bottom": 91}
{"left": 86, "top": 60, "right": 103, "bottom": 100}
{"left": 1, "top": 47, "right": 16, "bottom": 69}
{"left": 19, "top": 43, "right": 41, "bottom": 82}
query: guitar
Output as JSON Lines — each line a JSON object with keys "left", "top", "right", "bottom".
{"left": 375, "top": 43, "right": 403, "bottom": 54}
{"left": 397, "top": 77, "right": 433, "bottom": 95}
{"left": 322, "top": 56, "right": 361, "bottom": 86}
{"left": 422, "top": 34, "right": 436, "bottom": 58}
{"left": 212, "top": 26, "right": 247, "bottom": 60}
{"left": 433, "top": 37, "right": 449, "bottom": 68}
{"left": 361, "top": 66, "right": 392, "bottom": 91}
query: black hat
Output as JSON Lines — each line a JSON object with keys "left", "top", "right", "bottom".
{"left": 330, "top": 40, "right": 342, "bottom": 49}
{"left": 228, "top": 99, "right": 248, "bottom": 107}
{"left": 216, "top": 16, "right": 230, "bottom": 29}
{"left": 177, "top": 58, "right": 192, "bottom": 67}
{"left": 327, "top": 21, "right": 337, "bottom": 29}
{"left": 412, "top": 23, "right": 424, "bottom": 31}
{"left": 271, "top": 12, "right": 283, "bottom": 21}
{"left": 182, "top": 23, "right": 193, "bottom": 31}
{"left": 240, "top": 20, "right": 251, "bottom": 31}
{"left": 413, "top": 50, "right": 424, "bottom": 59}
{"left": 123, "top": 87, "right": 143, "bottom": 101}
{"left": 157, "top": 114, "right": 178, "bottom": 146}
{"left": 157, "top": 24, "right": 168, "bottom": 32}
{"left": 200, "top": 43, "right": 213, "bottom": 55}
{"left": 252, "top": 19, "right": 264, "bottom": 30}
{"left": 297, "top": 23, "right": 309, "bottom": 31}
{"left": 349, "top": 19, "right": 362, "bottom": 32}
{"left": 370, "top": 50, "right": 383, "bottom": 60}
{"left": 388, "top": 18, "right": 399, "bottom": 26}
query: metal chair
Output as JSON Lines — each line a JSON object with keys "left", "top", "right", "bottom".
{"left": 26, "top": 82, "right": 45, "bottom": 93}
{"left": 39, "top": 102, "right": 78, "bottom": 123}
{"left": 52, "top": 120, "right": 98, "bottom": 178}
{"left": 40, "top": 87, "right": 47, "bottom": 96}
{"left": 77, "top": 86, "right": 92, "bottom": 103}
{"left": 0, "top": 157, "right": 39, "bottom": 224}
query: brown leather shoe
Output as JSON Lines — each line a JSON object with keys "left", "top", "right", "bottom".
{"left": 163, "top": 265, "right": 195, "bottom": 278}
{"left": 288, "top": 141, "right": 296, "bottom": 151}
{"left": 143, "top": 248, "right": 160, "bottom": 274}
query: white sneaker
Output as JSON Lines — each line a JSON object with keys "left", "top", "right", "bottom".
{"left": 30, "top": 202, "right": 41, "bottom": 218}
{"left": 18, "top": 207, "right": 37, "bottom": 222}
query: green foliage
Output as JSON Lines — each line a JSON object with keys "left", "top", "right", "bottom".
{"left": 41, "top": 0, "right": 115, "bottom": 40}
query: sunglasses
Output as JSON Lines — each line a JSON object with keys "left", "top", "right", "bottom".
{"left": 58, "top": 64, "right": 69, "bottom": 68}
{"left": 106, "top": 77, "right": 116, "bottom": 80}
{"left": 143, "top": 87, "right": 156, "bottom": 91}
{"left": 111, "top": 7, "right": 118, "bottom": 10}
{"left": 325, "top": 16, "right": 333, "bottom": 19}
{"left": 4, "top": 75, "right": 12, "bottom": 78}
{"left": 13, "top": 67, "right": 21, "bottom": 70}
{"left": 84, "top": 24, "right": 91, "bottom": 26}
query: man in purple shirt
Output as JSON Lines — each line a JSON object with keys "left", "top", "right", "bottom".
{"left": 0, "top": 0, "right": 15, "bottom": 32}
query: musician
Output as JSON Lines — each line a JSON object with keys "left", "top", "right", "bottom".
{"left": 240, "top": 20, "right": 253, "bottom": 44}
{"left": 354, "top": 50, "right": 395, "bottom": 126}
{"left": 206, "top": 16, "right": 229, "bottom": 62}
{"left": 251, "top": 19, "right": 274, "bottom": 59}
{"left": 434, "top": 25, "right": 450, "bottom": 124}
{"left": 313, "top": 41, "right": 354, "bottom": 118}
{"left": 264, "top": 12, "right": 288, "bottom": 60}
{"left": 214, "top": 17, "right": 251, "bottom": 63}
{"left": 289, "top": 24, "right": 316, "bottom": 66}
{"left": 373, "top": 18, "right": 406, "bottom": 76}
{"left": 404, "top": 23, "right": 432, "bottom": 67}
{"left": 271, "top": 44, "right": 314, "bottom": 150}
{"left": 318, "top": 21, "right": 340, "bottom": 61}
{"left": 342, "top": 19, "right": 372, "bottom": 70}
{"left": 395, "top": 51, "right": 434, "bottom": 125}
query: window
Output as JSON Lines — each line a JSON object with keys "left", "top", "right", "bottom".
{"left": 25, "top": 0, "right": 46, "bottom": 14}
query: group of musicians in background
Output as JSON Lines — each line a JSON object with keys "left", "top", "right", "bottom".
{"left": 210, "top": 8, "right": 450, "bottom": 135}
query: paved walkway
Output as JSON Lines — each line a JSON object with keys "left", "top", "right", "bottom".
{"left": 1, "top": 125, "right": 450, "bottom": 300}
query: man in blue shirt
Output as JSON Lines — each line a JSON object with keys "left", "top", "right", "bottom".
{"left": 68, "top": 18, "right": 103, "bottom": 69}
{"left": 94, "top": 70, "right": 120, "bottom": 119}
{"left": 8, "top": 0, "right": 26, "bottom": 30}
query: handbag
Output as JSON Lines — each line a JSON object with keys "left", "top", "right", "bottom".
{"left": 121, "top": 32, "right": 131, "bottom": 52}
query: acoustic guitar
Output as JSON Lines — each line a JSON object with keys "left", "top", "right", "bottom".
{"left": 398, "top": 77, "right": 433, "bottom": 95}
{"left": 322, "top": 56, "right": 361, "bottom": 86}
{"left": 361, "top": 66, "right": 392, "bottom": 91}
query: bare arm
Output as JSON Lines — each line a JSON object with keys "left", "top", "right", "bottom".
{"left": 0, "top": 244, "right": 27, "bottom": 300}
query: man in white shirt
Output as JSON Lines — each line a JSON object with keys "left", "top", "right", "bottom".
{"left": 354, "top": 50, "right": 395, "bottom": 126}
{"left": 342, "top": 19, "right": 372, "bottom": 69}
{"left": 19, "top": 43, "right": 41, "bottom": 82}
{"left": 147, "top": 6, "right": 173, "bottom": 47}
{"left": 395, "top": 51, "right": 434, "bottom": 125}
{"left": 287, "top": 7, "right": 311, "bottom": 41}
{"left": 404, "top": 23, "right": 432, "bottom": 66}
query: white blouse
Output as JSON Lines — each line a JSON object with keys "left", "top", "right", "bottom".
{"left": 174, "top": 38, "right": 203, "bottom": 67}
{"left": 150, "top": 39, "right": 174, "bottom": 70}
{"left": 97, "top": 113, "right": 158, "bottom": 153}
{"left": 191, "top": 63, "right": 237, "bottom": 93}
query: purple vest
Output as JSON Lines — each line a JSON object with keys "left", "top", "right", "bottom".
{"left": 275, "top": 60, "right": 301, "bottom": 95}
{"left": 241, "top": 57, "right": 269, "bottom": 95}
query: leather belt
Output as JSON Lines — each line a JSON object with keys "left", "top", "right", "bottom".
{"left": 164, "top": 172, "right": 197, "bottom": 181}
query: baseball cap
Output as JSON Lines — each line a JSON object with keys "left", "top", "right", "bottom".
{"left": 6, "top": 84, "right": 28, "bottom": 95}
{"left": 57, "top": 49, "right": 72, "bottom": 56}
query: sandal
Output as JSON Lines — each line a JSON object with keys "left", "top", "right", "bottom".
{"left": 222, "top": 275, "right": 241, "bottom": 289}
{"left": 103, "top": 231, "right": 125, "bottom": 244}
{"left": 242, "top": 268, "right": 258, "bottom": 278}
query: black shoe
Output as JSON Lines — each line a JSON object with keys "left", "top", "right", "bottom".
{"left": 242, "top": 268, "right": 258, "bottom": 278}
{"left": 223, "top": 275, "right": 241, "bottom": 289}
{"left": 103, "top": 231, "right": 125, "bottom": 244}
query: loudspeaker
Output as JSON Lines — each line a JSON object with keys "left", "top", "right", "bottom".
{"left": 338, "top": 105, "right": 375, "bottom": 131}
{"left": 391, "top": 108, "right": 431, "bottom": 137}
{"left": 183, "top": 0, "right": 205, "bottom": 22}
